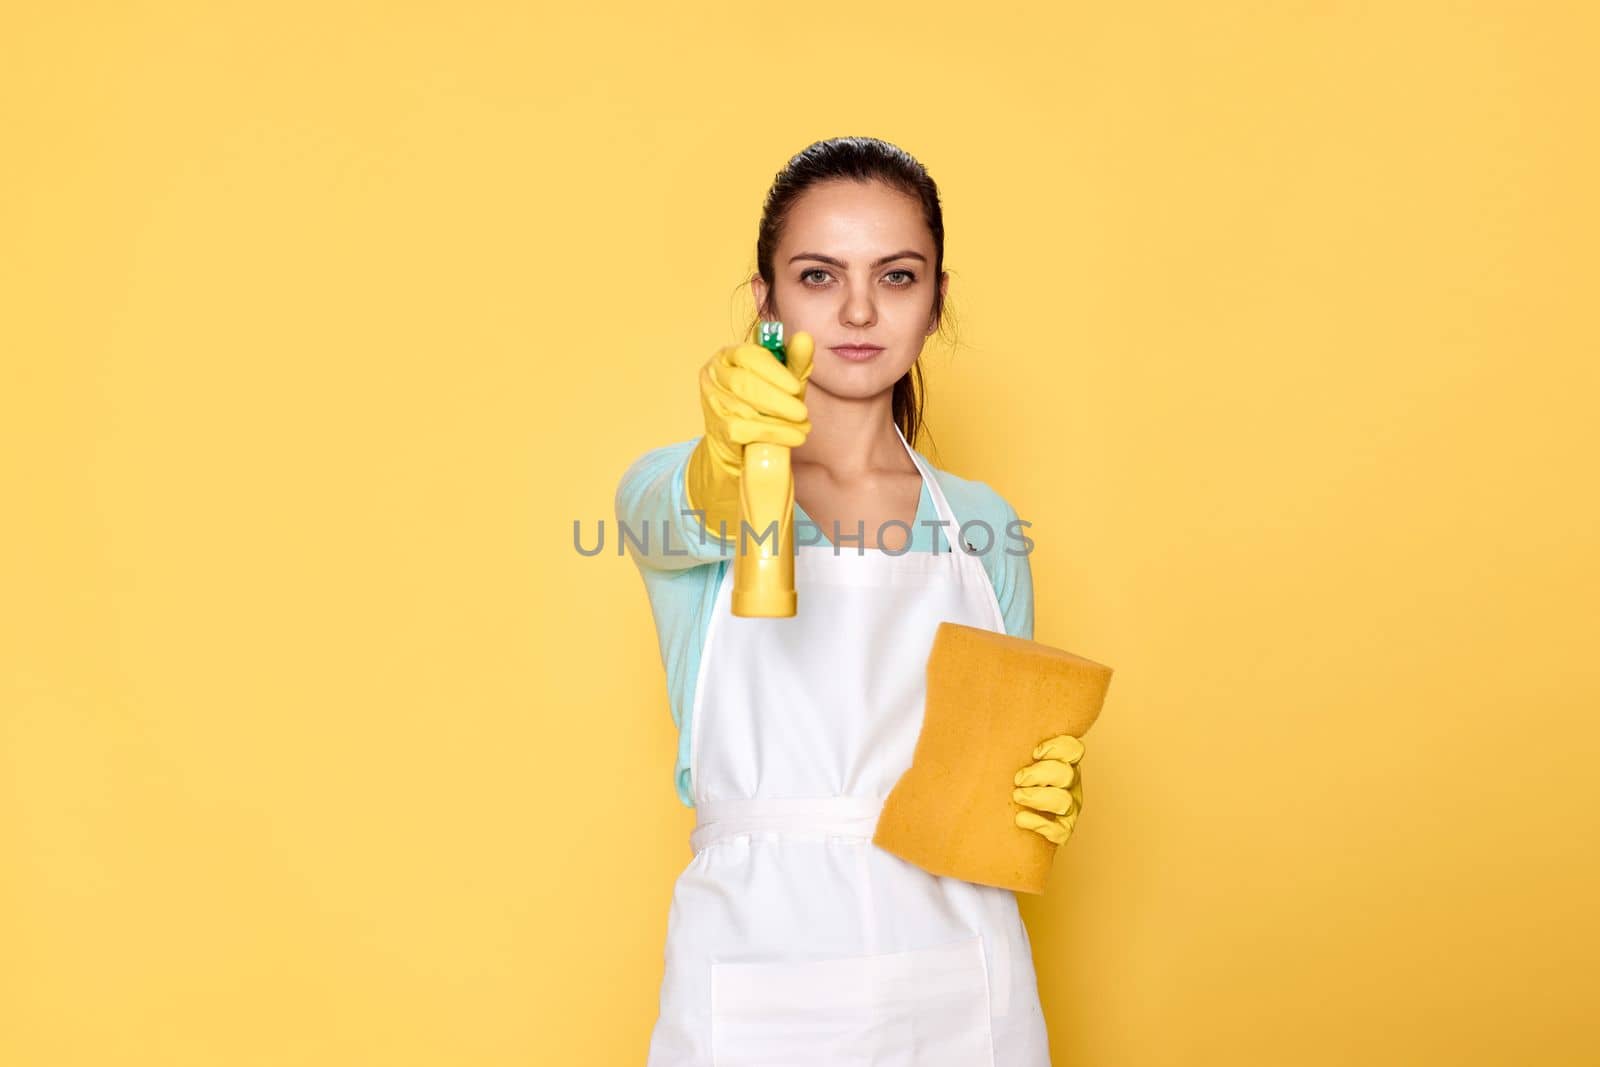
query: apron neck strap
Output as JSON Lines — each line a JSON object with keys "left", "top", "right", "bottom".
{"left": 892, "top": 421, "right": 961, "bottom": 536}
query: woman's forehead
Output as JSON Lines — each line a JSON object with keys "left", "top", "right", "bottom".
{"left": 781, "top": 181, "right": 930, "bottom": 258}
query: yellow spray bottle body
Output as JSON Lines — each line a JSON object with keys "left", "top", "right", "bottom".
{"left": 731, "top": 322, "right": 813, "bottom": 618}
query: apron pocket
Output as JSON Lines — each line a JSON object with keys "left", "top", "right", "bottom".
{"left": 709, "top": 934, "right": 995, "bottom": 1067}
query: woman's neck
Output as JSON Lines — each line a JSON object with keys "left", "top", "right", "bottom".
{"left": 791, "top": 386, "right": 910, "bottom": 478}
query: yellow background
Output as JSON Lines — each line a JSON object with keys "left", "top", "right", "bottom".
{"left": 4, "top": 2, "right": 1596, "bottom": 1064}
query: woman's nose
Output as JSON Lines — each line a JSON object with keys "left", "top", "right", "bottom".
{"left": 840, "top": 287, "right": 876, "bottom": 327}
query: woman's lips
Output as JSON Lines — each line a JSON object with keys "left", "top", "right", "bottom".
{"left": 830, "top": 344, "right": 885, "bottom": 362}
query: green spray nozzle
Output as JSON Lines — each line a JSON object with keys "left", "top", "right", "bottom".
{"left": 757, "top": 320, "right": 786, "bottom": 365}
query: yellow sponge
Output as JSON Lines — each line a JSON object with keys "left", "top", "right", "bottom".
{"left": 873, "top": 622, "right": 1113, "bottom": 894}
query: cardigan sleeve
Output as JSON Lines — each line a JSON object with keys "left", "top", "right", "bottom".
{"left": 933, "top": 469, "right": 1035, "bottom": 643}
{"left": 989, "top": 492, "right": 1035, "bottom": 641}
{"left": 614, "top": 438, "right": 734, "bottom": 571}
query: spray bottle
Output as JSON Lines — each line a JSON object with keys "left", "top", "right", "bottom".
{"left": 731, "top": 321, "right": 813, "bottom": 617}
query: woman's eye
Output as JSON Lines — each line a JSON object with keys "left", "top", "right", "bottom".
{"left": 798, "top": 268, "right": 916, "bottom": 287}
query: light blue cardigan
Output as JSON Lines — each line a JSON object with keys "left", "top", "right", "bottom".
{"left": 616, "top": 436, "right": 1035, "bottom": 808}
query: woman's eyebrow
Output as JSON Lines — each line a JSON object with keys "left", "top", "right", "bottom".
{"left": 788, "top": 250, "right": 928, "bottom": 268}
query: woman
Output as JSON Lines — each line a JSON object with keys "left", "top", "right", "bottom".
{"left": 616, "top": 137, "right": 1086, "bottom": 1066}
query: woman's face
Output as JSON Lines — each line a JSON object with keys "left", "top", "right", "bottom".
{"left": 752, "top": 179, "right": 947, "bottom": 402}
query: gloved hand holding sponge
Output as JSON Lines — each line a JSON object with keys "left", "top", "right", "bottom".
{"left": 1013, "top": 734, "right": 1085, "bottom": 846}
{"left": 874, "top": 623, "right": 1112, "bottom": 894}
{"left": 684, "top": 334, "right": 816, "bottom": 541}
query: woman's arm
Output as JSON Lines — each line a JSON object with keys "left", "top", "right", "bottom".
{"left": 615, "top": 439, "right": 735, "bottom": 571}
{"left": 991, "top": 494, "right": 1035, "bottom": 641}
{"left": 616, "top": 438, "right": 729, "bottom": 807}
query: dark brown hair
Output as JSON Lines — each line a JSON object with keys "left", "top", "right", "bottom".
{"left": 744, "top": 136, "right": 956, "bottom": 451}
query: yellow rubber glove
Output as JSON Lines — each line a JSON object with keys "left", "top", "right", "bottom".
{"left": 1013, "top": 734, "right": 1085, "bottom": 845}
{"left": 684, "top": 334, "right": 815, "bottom": 540}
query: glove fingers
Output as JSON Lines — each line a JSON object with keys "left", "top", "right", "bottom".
{"left": 705, "top": 382, "right": 758, "bottom": 422}
{"left": 726, "top": 343, "right": 807, "bottom": 396}
{"left": 1013, "top": 758, "right": 1076, "bottom": 789}
{"left": 1013, "top": 784, "right": 1075, "bottom": 816}
{"left": 701, "top": 393, "right": 759, "bottom": 466}
{"left": 700, "top": 345, "right": 811, "bottom": 459}
{"left": 708, "top": 388, "right": 810, "bottom": 435}
{"left": 713, "top": 362, "right": 809, "bottom": 423}
{"left": 700, "top": 366, "right": 759, "bottom": 450}
{"left": 785, "top": 332, "right": 815, "bottom": 383}
{"left": 1031, "top": 734, "right": 1085, "bottom": 764}
{"left": 1015, "top": 810, "right": 1069, "bottom": 845}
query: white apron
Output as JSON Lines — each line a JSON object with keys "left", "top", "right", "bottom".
{"left": 646, "top": 424, "right": 1052, "bottom": 1067}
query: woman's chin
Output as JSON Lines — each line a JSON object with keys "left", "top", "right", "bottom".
{"left": 811, "top": 376, "right": 897, "bottom": 401}
{"left": 812, "top": 362, "right": 914, "bottom": 400}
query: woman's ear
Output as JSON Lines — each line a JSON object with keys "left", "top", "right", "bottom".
{"left": 750, "top": 272, "right": 770, "bottom": 320}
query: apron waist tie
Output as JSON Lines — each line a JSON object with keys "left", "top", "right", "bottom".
{"left": 689, "top": 794, "right": 887, "bottom": 856}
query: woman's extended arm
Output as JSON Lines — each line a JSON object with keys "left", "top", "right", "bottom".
{"left": 615, "top": 439, "right": 734, "bottom": 572}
